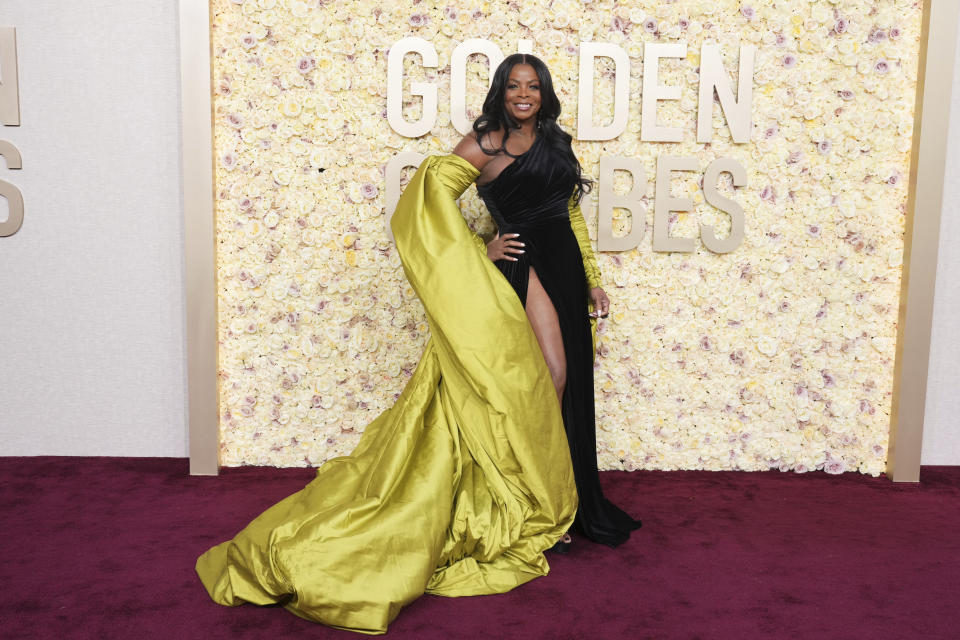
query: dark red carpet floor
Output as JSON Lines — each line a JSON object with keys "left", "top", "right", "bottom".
{"left": 1, "top": 457, "right": 958, "bottom": 639}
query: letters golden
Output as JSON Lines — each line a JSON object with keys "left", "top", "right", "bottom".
{"left": 385, "top": 38, "right": 750, "bottom": 253}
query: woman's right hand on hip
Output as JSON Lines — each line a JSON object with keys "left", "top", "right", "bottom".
{"left": 486, "top": 232, "right": 525, "bottom": 262}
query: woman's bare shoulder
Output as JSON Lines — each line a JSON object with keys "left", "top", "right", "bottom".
{"left": 452, "top": 129, "right": 503, "bottom": 170}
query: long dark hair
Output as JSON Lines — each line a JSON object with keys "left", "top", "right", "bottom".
{"left": 472, "top": 53, "right": 592, "bottom": 202}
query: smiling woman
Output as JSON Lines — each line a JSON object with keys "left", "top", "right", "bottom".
{"left": 196, "top": 52, "right": 638, "bottom": 633}
{"left": 453, "top": 53, "right": 641, "bottom": 549}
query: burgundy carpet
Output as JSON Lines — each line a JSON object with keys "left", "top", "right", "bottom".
{"left": 1, "top": 458, "right": 958, "bottom": 639}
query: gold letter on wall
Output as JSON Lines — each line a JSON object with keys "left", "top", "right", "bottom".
{"left": 597, "top": 155, "right": 648, "bottom": 251}
{"left": 653, "top": 155, "right": 697, "bottom": 252}
{"left": 450, "top": 39, "right": 504, "bottom": 136}
{"left": 386, "top": 38, "right": 438, "bottom": 138}
{"left": 577, "top": 42, "right": 631, "bottom": 141}
{"left": 641, "top": 43, "right": 687, "bottom": 143}
{"left": 701, "top": 157, "right": 746, "bottom": 253}
{"left": 0, "top": 139, "right": 24, "bottom": 236}
{"left": 0, "top": 27, "right": 19, "bottom": 126}
{"left": 697, "top": 45, "right": 755, "bottom": 144}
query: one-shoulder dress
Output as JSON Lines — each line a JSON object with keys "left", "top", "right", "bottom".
{"left": 195, "top": 149, "right": 635, "bottom": 635}
{"left": 477, "top": 134, "right": 640, "bottom": 547}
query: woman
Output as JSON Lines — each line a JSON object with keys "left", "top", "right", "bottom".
{"left": 196, "top": 54, "right": 637, "bottom": 634}
{"left": 455, "top": 53, "right": 641, "bottom": 550}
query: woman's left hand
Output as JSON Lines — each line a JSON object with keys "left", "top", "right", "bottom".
{"left": 588, "top": 287, "right": 610, "bottom": 318}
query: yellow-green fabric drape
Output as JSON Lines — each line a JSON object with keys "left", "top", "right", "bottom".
{"left": 196, "top": 153, "right": 577, "bottom": 634}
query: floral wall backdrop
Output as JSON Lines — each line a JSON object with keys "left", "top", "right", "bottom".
{"left": 211, "top": 0, "right": 921, "bottom": 475}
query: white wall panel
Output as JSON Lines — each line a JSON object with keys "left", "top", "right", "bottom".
{"left": 0, "top": 1, "right": 186, "bottom": 456}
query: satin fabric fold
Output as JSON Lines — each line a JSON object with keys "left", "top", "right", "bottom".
{"left": 196, "top": 153, "right": 577, "bottom": 634}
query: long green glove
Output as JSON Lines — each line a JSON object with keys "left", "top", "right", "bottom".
{"left": 567, "top": 194, "right": 602, "bottom": 291}
{"left": 567, "top": 194, "right": 602, "bottom": 355}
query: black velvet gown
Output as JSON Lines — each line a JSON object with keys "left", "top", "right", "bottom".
{"left": 476, "top": 135, "right": 641, "bottom": 547}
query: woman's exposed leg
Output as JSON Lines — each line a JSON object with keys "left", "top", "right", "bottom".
{"left": 525, "top": 267, "right": 566, "bottom": 401}
{"left": 526, "top": 267, "right": 573, "bottom": 552}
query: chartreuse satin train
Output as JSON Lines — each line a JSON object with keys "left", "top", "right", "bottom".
{"left": 196, "top": 153, "right": 599, "bottom": 633}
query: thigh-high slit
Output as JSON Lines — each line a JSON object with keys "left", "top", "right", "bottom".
{"left": 492, "top": 221, "right": 639, "bottom": 547}
{"left": 524, "top": 266, "right": 566, "bottom": 400}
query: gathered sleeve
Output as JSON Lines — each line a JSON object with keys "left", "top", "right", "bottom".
{"left": 567, "top": 194, "right": 602, "bottom": 291}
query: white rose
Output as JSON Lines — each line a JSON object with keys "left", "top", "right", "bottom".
{"left": 756, "top": 336, "right": 779, "bottom": 357}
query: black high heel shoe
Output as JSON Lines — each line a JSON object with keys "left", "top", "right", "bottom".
{"left": 547, "top": 532, "right": 573, "bottom": 555}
